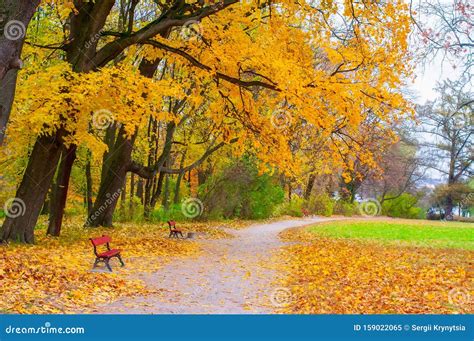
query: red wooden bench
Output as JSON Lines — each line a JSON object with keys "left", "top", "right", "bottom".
{"left": 167, "top": 220, "right": 184, "bottom": 239}
{"left": 90, "top": 235, "right": 124, "bottom": 272}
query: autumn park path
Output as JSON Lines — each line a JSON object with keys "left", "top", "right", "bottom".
{"left": 98, "top": 217, "right": 338, "bottom": 314}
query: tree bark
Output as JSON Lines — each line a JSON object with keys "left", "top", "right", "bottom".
{"left": 0, "top": 0, "right": 41, "bottom": 144}
{"left": 304, "top": 174, "right": 316, "bottom": 199}
{"left": 0, "top": 69, "right": 17, "bottom": 145}
{"left": 47, "top": 145, "right": 77, "bottom": 236}
{"left": 1, "top": 133, "right": 63, "bottom": 243}
{"left": 162, "top": 174, "right": 170, "bottom": 209}
{"left": 129, "top": 173, "right": 135, "bottom": 215}
{"left": 174, "top": 172, "right": 184, "bottom": 204}
{"left": 86, "top": 126, "right": 136, "bottom": 227}
{"left": 85, "top": 151, "right": 93, "bottom": 216}
{"left": 136, "top": 178, "right": 144, "bottom": 204}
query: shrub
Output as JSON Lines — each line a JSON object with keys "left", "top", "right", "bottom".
{"left": 382, "top": 193, "right": 423, "bottom": 219}
{"left": 333, "top": 200, "right": 358, "bottom": 216}
{"left": 200, "top": 158, "right": 284, "bottom": 220}
{"left": 0, "top": 209, "right": 5, "bottom": 219}
{"left": 274, "top": 196, "right": 305, "bottom": 217}
{"left": 248, "top": 175, "right": 285, "bottom": 219}
{"left": 306, "top": 193, "right": 334, "bottom": 216}
{"left": 149, "top": 203, "right": 187, "bottom": 222}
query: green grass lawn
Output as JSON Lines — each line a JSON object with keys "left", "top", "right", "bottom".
{"left": 308, "top": 219, "right": 474, "bottom": 250}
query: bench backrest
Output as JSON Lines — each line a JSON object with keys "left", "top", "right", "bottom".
{"left": 90, "top": 235, "right": 111, "bottom": 246}
{"left": 167, "top": 220, "right": 176, "bottom": 229}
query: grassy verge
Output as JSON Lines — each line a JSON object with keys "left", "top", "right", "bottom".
{"left": 306, "top": 219, "right": 474, "bottom": 250}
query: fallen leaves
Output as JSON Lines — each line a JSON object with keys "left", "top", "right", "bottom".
{"left": 276, "top": 227, "right": 473, "bottom": 314}
{"left": 0, "top": 217, "right": 206, "bottom": 314}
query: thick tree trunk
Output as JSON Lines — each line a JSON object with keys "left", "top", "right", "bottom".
{"left": 173, "top": 151, "right": 187, "bottom": 204}
{"left": 149, "top": 171, "right": 165, "bottom": 210}
{"left": 162, "top": 174, "right": 170, "bottom": 209}
{"left": 86, "top": 126, "right": 135, "bottom": 227}
{"left": 0, "top": 69, "right": 17, "bottom": 144}
{"left": 136, "top": 178, "right": 144, "bottom": 204}
{"left": 0, "top": 0, "right": 41, "bottom": 144}
{"left": 0, "top": 133, "right": 62, "bottom": 243}
{"left": 47, "top": 145, "right": 77, "bottom": 236}
{"left": 85, "top": 151, "right": 93, "bottom": 216}
{"left": 174, "top": 172, "right": 184, "bottom": 204}
{"left": 120, "top": 174, "right": 126, "bottom": 213}
{"left": 304, "top": 174, "right": 316, "bottom": 199}
{"left": 129, "top": 173, "right": 135, "bottom": 215}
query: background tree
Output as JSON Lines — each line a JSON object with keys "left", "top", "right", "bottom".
{"left": 416, "top": 78, "right": 473, "bottom": 216}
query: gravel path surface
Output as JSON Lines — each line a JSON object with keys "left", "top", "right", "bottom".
{"left": 98, "top": 217, "right": 337, "bottom": 314}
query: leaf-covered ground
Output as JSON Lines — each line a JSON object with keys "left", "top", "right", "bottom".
{"left": 0, "top": 217, "right": 248, "bottom": 314}
{"left": 277, "top": 220, "right": 473, "bottom": 314}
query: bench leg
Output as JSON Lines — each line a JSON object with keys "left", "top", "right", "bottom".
{"left": 117, "top": 254, "right": 125, "bottom": 267}
{"left": 93, "top": 258, "right": 100, "bottom": 269}
{"left": 104, "top": 259, "right": 113, "bottom": 272}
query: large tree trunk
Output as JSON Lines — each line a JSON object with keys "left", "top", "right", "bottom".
{"left": 0, "top": 69, "right": 18, "bottom": 144}
{"left": 162, "top": 174, "right": 170, "bottom": 209}
{"left": 129, "top": 173, "right": 135, "bottom": 216}
{"left": 85, "top": 151, "right": 93, "bottom": 215}
{"left": 0, "top": 0, "right": 41, "bottom": 144}
{"left": 1, "top": 133, "right": 62, "bottom": 243}
{"left": 304, "top": 174, "right": 316, "bottom": 199}
{"left": 86, "top": 126, "right": 136, "bottom": 227}
{"left": 47, "top": 145, "right": 77, "bottom": 236}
